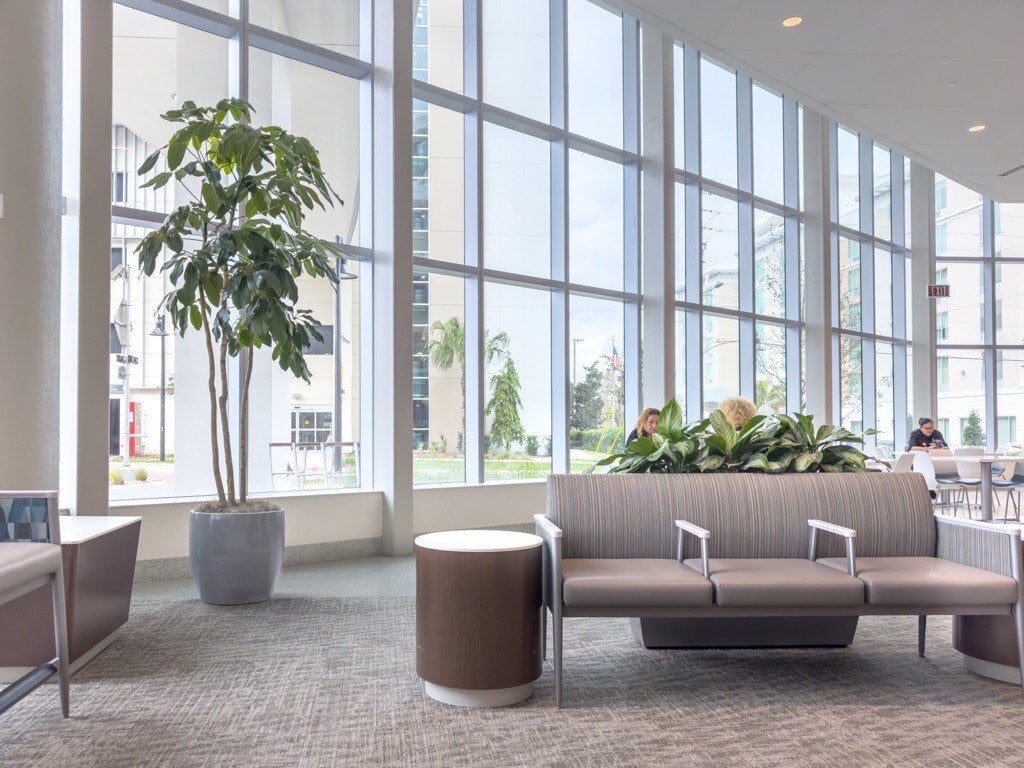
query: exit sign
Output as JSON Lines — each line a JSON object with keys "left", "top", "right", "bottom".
{"left": 928, "top": 284, "right": 950, "bottom": 298}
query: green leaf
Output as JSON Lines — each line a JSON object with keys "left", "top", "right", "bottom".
{"left": 137, "top": 150, "right": 161, "bottom": 175}
{"left": 189, "top": 305, "right": 203, "bottom": 330}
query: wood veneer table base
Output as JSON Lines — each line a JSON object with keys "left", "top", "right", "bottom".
{"left": 416, "top": 530, "right": 542, "bottom": 708}
{"left": 0, "top": 516, "right": 141, "bottom": 683}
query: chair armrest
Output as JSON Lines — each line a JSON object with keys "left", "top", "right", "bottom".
{"left": 534, "top": 514, "right": 563, "bottom": 610}
{"left": 675, "top": 519, "right": 711, "bottom": 577}
{"left": 807, "top": 519, "right": 858, "bottom": 576}
{"left": 935, "top": 514, "right": 1023, "bottom": 581}
{"left": 808, "top": 519, "right": 857, "bottom": 538}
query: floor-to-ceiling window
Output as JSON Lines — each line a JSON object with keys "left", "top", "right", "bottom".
{"left": 673, "top": 47, "right": 804, "bottom": 421}
{"left": 935, "top": 177, "right": 1024, "bottom": 451}
{"left": 410, "top": 0, "right": 641, "bottom": 483}
{"left": 108, "top": 0, "right": 372, "bottom": 500}
{"left": 830, "top": 124, "right": 912, "bottom": 457}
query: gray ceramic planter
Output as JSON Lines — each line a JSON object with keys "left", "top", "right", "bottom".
{"left": 189, "top": 507, "right": 285, "bottom": 605}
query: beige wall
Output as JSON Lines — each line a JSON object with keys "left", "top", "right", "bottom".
{"left": 120, "top": 481, "right": 545, "bottom": 561}
{"left": 0, "top": 0, "right": 62, "bottom": 489}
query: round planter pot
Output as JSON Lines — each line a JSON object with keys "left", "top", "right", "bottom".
{"left": 189, "top": 507, "right": 285, "bottom": 605}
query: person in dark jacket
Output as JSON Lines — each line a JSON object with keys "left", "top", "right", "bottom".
{"left": 627, "top": 408, "right": 660, "bottom": 445}
{"left": 906, "top": 417, "right": 947, "bottom": 452}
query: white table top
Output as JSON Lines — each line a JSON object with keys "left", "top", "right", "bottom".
{"left": 59, "top": 515, "right": 141, "bottom": 545}
{"left": 955, "top": 455, "right": 1016, "bottom": 463}
{"left": 415, "top": 530, "right": 542, "bottom": 553}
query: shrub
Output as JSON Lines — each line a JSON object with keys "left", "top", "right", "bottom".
{"left": 109, "top": 470, "right": 125, "bottom": 485}
{"left": 525, "top": 435, "right": 539, "bottom": 456}
{"left": 134, "top": 468, "right": 148, "bottom": 482}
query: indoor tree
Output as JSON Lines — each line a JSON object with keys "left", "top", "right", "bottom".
{"left": 135, "top": 98, "right": 347, "bottom": 507}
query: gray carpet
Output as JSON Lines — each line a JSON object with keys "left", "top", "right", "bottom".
{"left": 3, "top": 562, "right": 1024, "bottom": 767}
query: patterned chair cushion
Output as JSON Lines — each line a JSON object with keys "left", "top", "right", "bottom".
{"left": 0, "top": 496, "right": 52, "bottom": 543}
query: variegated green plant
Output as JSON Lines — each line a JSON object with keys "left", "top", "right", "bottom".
{"left": 592, "top": 398, "right": 875, "bottom": 474}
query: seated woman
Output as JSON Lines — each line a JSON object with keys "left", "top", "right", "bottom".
{"left": 627, "top": 407, "right": 660, "bottom": 445}
{"left": 906, "top": 417, "right": 947, "bottom": 453}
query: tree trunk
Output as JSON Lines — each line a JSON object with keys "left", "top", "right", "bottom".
{"left": 218, "top": 332, "right": 237, "bottom": 505}
{"left": 199, "top": 303, "right": 226, "bottom": 503}
{"left": 239, "top": 349, "right": 254, "bottom": 502}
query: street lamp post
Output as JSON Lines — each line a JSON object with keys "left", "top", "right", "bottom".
{"left": 572, "top": 338, "right": 584, "bottom": 387}
{"left": 150, "top": 315, "right": 169, "bottom": 462}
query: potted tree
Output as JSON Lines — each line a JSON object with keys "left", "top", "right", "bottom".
{"left": 136, "top": 98, "right": 350, "bottom": 604}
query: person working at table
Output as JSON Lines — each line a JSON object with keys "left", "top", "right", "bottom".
{"left": 906, "top": 417, "right": 947, "bottom": 452}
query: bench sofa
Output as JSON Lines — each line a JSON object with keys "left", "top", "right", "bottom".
{"left": 534, "top": 472, "right": 1024, "bottom": 708}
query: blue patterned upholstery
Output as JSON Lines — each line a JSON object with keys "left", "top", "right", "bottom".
{"left": 0, "top": 496, "right": 53, "bottom": 543}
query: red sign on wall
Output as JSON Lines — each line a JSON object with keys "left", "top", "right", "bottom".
{"left": 927, "top": 284, "right": 950, "bottom": 298}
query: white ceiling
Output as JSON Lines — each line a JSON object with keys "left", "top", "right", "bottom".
{"left": 626, "top": 0, "right": 1024, "bottom": 202}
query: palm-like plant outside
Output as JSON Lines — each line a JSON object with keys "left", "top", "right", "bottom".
{"left": 424, "top": 316, "right": 509, "bottom": 451}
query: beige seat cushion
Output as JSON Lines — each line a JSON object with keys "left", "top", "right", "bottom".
{"left": 0, "top": 542, "right": 61, "bottom": 595}
{"left": 562, "top": 559, "right": 713, "bottom": 607}
{"left": 683, "top": 558, "right": 865, "bottom": 607}
{"left": 818, "top": 556, "right": 1019, "bottom": 607}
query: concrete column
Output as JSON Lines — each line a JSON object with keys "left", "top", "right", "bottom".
{"left": 0, "top": 1, "right": 63, "bottom": 491}
{"left": 910, "top": 161, "right": 937, "bottom": 422}
{"left": 59, "top": 0, "right": 112, "bottom": 514}
{"left": 639, "top": 30, "right": 674, "bottom": 408}
{"left": 802, "top": 110, "right": 833, "bottom": 424}
{"left": 373, "top": 0, "right": 415, "bottom": 555}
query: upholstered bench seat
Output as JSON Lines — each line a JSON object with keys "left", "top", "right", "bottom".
{"left": 561, "top": 559, "right": 713, "bottom": 608}
{"left": 818, "top": 556, "right": 1019, "bottom": 607}
{"left": 683, "top": 557, "right": 865, "bottom": 607}
{"left": 0, "top": 543, "right": 61, "bottom": 595}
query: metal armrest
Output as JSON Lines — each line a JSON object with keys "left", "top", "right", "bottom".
{"left": 675, "top": 519, "right": 711, "bottom": 577}
{"left": 534, "top": 514, "right": 563, "bottom": 610}
{"left": 807, "top": 519, "right": 858, "bottom": 576}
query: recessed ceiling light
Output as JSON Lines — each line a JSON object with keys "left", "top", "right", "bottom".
{"left": 782, "top": 16, "right": 803, "bottom": 28}
{"left": 969, "top": 124, "right": 987, "bottom": 133}
{"left": 947, "top": 81, "right": 957, "bottom": 87}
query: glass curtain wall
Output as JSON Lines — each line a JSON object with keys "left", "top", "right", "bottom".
{"left": 411, "top": 0, "right": 641, "bottom": 483}
{"left": 830, "top": 124, "right": 911, "bottom": 457}
{"left": 109, "top": 0, "right": 372, "bottom": 500}
{"left": 935, "top": 177, "right": 1024, "bottom": 451}
{"left": 673, "top": 47, "right": 804, "bottom": 421}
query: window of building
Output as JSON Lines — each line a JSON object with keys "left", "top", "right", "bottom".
{"left": 108, "top": 0, "right": 370, "bottom": 499}
{"left": 832, "top": 124, "right": 911, "bottom": 456}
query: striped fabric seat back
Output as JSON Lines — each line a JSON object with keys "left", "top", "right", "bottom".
{"left": 546, "top": 472, "right": 935, "bottom": 561}
{"left": 0, "top": 494, "right": 55, "bottom": 543}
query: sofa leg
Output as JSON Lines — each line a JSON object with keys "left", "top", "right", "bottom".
{"left": 553, "top": 607, "right": 563, "bottom": 709}
{"left": 50, "top": 571, "right": 70, "bottom": 718}
{"left": 918, "top": 615, "right": 926, "bottom": 658}
{"left": 542, "top": 606, "right": 547, "bottom": 661}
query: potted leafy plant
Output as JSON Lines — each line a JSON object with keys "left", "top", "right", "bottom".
{"left": 136, "top": 99, "right": 349, "bottom": 604}
{"left": 593, "top": 397, "right": 875, "bottom": 474}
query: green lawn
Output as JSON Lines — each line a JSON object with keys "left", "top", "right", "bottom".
{"left": 110, "top": 453, "right": 606, "bottom": 488}
{"left": 412, "top": 451, "right": 604, "bottom": 484}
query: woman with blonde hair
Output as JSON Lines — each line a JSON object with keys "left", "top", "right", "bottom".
{"left": 627, "top": 407, "right": 660, "bottom": 444}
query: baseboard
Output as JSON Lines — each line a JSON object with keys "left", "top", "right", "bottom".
{"left": 0, "top": 627, "right": 123, "bottom": 684}
{"left": 133, "top": 536, "right": 384, "bottom": 583}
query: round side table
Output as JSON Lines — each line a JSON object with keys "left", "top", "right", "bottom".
{"left": 415, "top": 530, "right": 542, "bottom": 707}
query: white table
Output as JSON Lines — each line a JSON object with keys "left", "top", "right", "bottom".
{"left": 957, "top": 455, "right": 1012, "bottom": 521}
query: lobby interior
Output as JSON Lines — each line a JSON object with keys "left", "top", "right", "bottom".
{"left": 3, "top": 1, "right": 1024, "bottom": 766}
